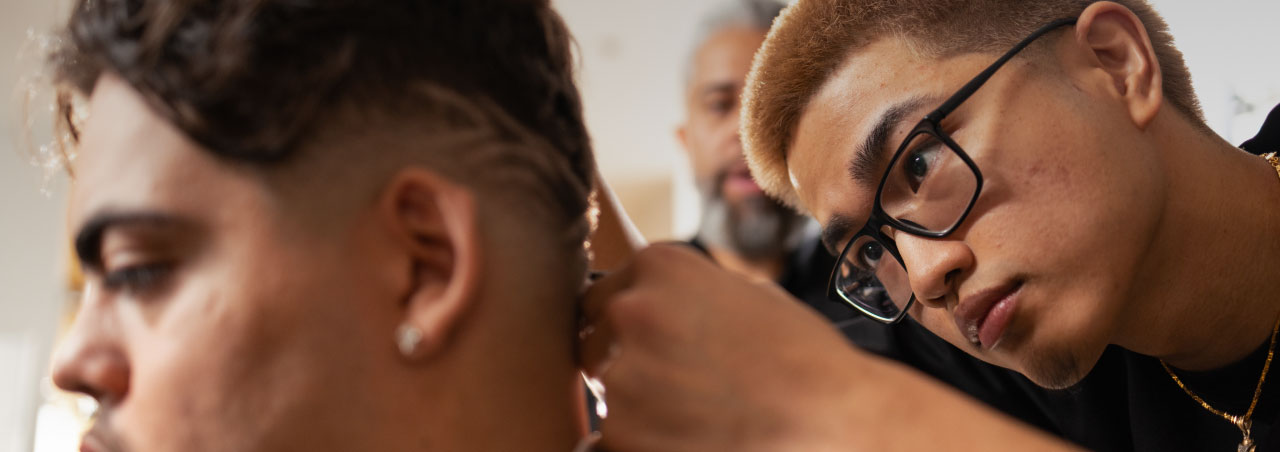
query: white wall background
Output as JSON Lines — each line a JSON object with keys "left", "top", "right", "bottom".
{"left": 553, "top": 0, "right": 735, "bottom": 240}
{"left": 0, "top": 1, "right": 1278, "bottom": 451}
{"left": 1160, "top": 2, "right": 1280, "bottom": 143}
{"left": 0, "top": 0, "right": 74, "bottom": 450}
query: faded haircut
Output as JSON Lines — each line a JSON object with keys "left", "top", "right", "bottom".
{"left": 50, "top": 0, "right": 595, "bottom": 248}
{"left": 742, "top": 0, "right": 1203, "bottom": 210}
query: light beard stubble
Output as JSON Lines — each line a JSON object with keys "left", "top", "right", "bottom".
{"left": 992, "top": 304, "right": 1088, "bottom": 390}
{"left": 1025, "top": 345, "right": 1086, "bottom": 390}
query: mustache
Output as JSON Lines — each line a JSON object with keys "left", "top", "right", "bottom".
{"left": 706, "top": 163, "right": 743, "bottom": 199}
{"left": 83, "top": 408, "right": 130, "bottom": 452}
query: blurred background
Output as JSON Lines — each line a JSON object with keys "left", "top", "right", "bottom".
{"left": 1, "top": 1, "right": 1278, "bottom": 451}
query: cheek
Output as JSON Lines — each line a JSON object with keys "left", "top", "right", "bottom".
{"left": 949, "top": 113, "right": 1155, "bottom": 307}
{"left": 690, "top": 119, "right": 739, "bottom": 160}
{"left": 982, "top": 144, "right": 1157, "bottom": 299}
{"left": 965, "top": 136, "right": 1157, "bottom": 373}
{"left": 973, "top": 104, "right": 1160, "bottom": 272}
{"left": 913, "top": 308, "right": 968, "bottom": 350}
{"left": 116, "top": 262, "right": 307, "bottom": 450}
{"left": 685, "top": 143, "right": 718, "bottom": 181}
{"left": 116, "top": 237, "right": 382, "bottom": 451}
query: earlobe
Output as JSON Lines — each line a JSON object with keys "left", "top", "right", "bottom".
{"left": 1075, "top": 1, "right": 1163, "bottom": 129}
{"left": 381, "top": 169, "right": 483, "bottom": 360}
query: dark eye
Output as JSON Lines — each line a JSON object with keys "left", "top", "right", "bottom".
{"left": 901, "top": 139, "right": 943, "bottom": 193}
{"left": 707, "top": 99, "right": 734, "bottom": 116}
{"left": 858, "top": 241, "right": 885, "bottom": 268}
{"left": 906, "top": 152, "right": 929, "bottom": 178}
{"left": 103, "top": 263, "right": 173, "bottom": 295}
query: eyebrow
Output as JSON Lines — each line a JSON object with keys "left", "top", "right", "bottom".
{"left": 846, "top": 96, "right": 934, "bottom": 186}
{"left": 697, "top": 81, "right": 738, "bottom": 98}
{"left": 821, "top": 213, "right": 858, "bottom": 256}
{"left": 821, "top": 96, "right": 938, "bottom": 255}
{"left": 74, "top": 211, "right": 188, "bottom": 272}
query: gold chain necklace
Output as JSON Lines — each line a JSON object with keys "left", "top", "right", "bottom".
{"left": 1158, "top": 153, "right": 1280, "bottom": 452}
{"left": 1160, "top": 315, "right": 1279, "bottom": 452}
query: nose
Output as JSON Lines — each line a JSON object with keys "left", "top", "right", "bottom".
{"left": 894, "top": 233, "right": 974, "bottom": 309}
{"left": 51, "top": 287, "right": 130, "bottom": 404}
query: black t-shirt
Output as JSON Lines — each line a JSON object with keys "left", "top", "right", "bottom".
{"left": 1034, "top": 344, "right": 1280, "bottom": 452}
{"left": 1243, "top": 102, "right": 1280, "bottom": 156}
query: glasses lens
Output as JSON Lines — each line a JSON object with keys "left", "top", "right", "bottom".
{"left": 833, "top": 235, "right": 913, "bottom": 321}
{"left": 878, "top": 131, "right": 978, "bottom": 233}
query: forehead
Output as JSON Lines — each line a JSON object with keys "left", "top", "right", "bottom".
{"left": 689, "top": 27, "right": 767, "bottom": 88}
{"left": 787, "top": 38, "right": 942, "bottom": 227}
{"left": 69, "top": 74, "right": 256, "bottom": 228}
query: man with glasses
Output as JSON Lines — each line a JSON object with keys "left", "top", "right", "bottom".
{"left": 666, "top": 0, "right": 1063, "bottom": 435}
{"left": 581, "top": 0, "right": 1280, "bottom": 451}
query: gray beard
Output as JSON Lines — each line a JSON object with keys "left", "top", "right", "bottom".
{"left": 697, "top": 194, "right": 806, "bottom": 260}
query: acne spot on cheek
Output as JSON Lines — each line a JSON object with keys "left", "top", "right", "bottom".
{"left": 1019, "top": 156, "right": 1075, "bottom": 192}
{"left": 1025, "top": 162, "right": 1048, "bottom": 180}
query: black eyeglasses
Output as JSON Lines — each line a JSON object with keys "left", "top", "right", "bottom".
{"left": 828, "top": 18, "right": 1078, "bottom": 324}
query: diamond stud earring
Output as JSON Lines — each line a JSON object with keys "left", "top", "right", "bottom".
{"left": 396, "top": 324, "right": 423, "bottom": 357}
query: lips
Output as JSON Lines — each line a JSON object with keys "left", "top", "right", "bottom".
{"left": 719, "top": 162, "right": 763, "bottom": 198}
{"left": 953, "top": 281, "right": 1022, "bottom": 349}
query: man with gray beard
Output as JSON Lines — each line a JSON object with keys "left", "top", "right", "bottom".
{"left": 677, "top": 0, "right": 858, "bottom": 323}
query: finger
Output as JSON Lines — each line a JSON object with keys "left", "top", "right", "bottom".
{"left": 577, "top": 266, "right": 637, "bottom": 373}
{"left": 593, "top": 358, "right": 684, "bottom": 452}
{"left": 578, "top": 309, "right": 620, "bottom": 376}
{"left": 579, "top": 261, "right": 637, "bottom": 326}
{"left": 582, "top": 243, "right": 707, "bottom": 322}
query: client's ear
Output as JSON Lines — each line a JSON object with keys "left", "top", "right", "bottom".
{"left": 379, "top": 168, "right": 482, "bottom": 360}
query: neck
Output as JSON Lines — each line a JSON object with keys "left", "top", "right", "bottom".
{"left": 428, "top": 356, "right": 585, "bottom": 451}
{"left": 392, "top": 286, "right": 586, "bottom": 450}
{"left": 705, "top": 244, "right": 788, "bottom": 282}
{"left": 1117, "top": 121, "right": 1280, "bottom": 371}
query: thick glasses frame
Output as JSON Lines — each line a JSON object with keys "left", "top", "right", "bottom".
{"left": 828, "top": 18, "right": 1078, "bottom": 324}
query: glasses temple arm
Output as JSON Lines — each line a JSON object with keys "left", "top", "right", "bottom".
{"left": 930, "top": 18, "right": 1079, "bottom": 120}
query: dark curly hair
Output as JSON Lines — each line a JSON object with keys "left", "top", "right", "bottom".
{"left": 52, "top": 0, "right": 594, "bottom": 238}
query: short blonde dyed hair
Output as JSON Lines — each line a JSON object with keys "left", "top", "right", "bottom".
{"left": 742, "top": 0, "right": 1203, "bottom": 209}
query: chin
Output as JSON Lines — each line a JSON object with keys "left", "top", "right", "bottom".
{"left": 1020, "top": 351, "right": 1088, "bottom": 389}
{"left": 997, "top": 284, "right": 1118, "bottom": 388}
{"left": 1008, "top": 334, "right": 1109, "bottom": 389}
